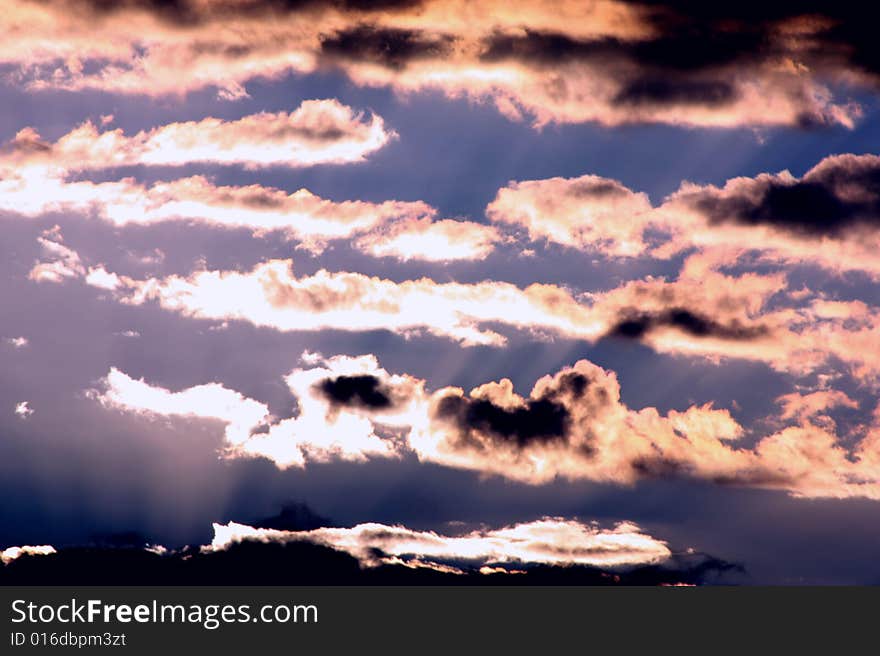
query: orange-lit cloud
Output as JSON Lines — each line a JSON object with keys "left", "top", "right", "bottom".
{"left": 0, "top": 99, "right": 392, "bottom": 171}
{"left": 1, "top": 0, "right": 868, "bottom": 128}
{"left": 4, "top": 173, "right": 437, "bottom": 256}
{"left": 776, "top": 390, "right": 859, "bottom": 424}
{"left": 31, "top": 230, "right": 880, "bottom": 381}
{"left": 0, "top": 109, "right": 496, "bottom": 260}
{"left": 489, "top": 155, "right": 880, "bottom": 277}
{"left": 487, "top": 174, "right": 654, "bottom": 256}
{"left": 80, "top": 258, "right": 600, "bottom": 346}
{"left": 92, "top": 351, "right": 880, "bottom": 500}
{"left": 206, "top": 517, "right": 672, "bottom": 571}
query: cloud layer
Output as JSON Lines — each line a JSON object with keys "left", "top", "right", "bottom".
{"left": 3, "top": 0, "right": 874, "bottom": 128}
{"left": 0, "top": 103, "right": 496, "bottom": 261}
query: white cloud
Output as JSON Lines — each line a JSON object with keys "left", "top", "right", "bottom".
{"left": 1, "top": 545, "right": 56, "bottom": 565}
{"left": 355, "top": 217, "right": 500, "bottom": 262}
{"left": 92, "top": 353, "right": 420, "bottom": 467}
{"left": 28, "top": 227, "right": 85, "bottom": 283}
{"left": 206, "top": 518, "right": 672, "bottom": 571}
{"left": 14, "top": 401, "right": 34, "bottom": 419}
{"left": 93, "top": 368, "right": 270, "bottom": 446}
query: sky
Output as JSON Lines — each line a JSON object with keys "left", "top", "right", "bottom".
{"left": 3, "top": 0, "right": 880, "bottom": 584}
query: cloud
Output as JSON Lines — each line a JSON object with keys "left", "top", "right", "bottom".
{"left": 28, "top": 226, "right": 86, "bottom": 283}
{"left": 63, "top": 244, "right": 777, "bottom": 353}
{"left": 1, "top": 126, "right": 493, "bottom": 259}
{"left": 606, "top": 307, "right": 769, "bottom": 341}
{"left": 2, "top": 173, "right": 440, "bottom": 256}
{"left": 14, "top": 401, "right": 34, "bottom": 419}
{"left": 207, "top": 517, "right": 672, "bottom": 570}
{"left": 422, "top": 360, "right": 880, "bottom": 500}
{"left": 489, "top": 156, "right": 880, "bottom": 277}
{"left": 486, "top": 175, "right": 654, "bottom": 256}
{"left": 37, "top": 232, "right": 880, "bottom": 381}
{"left": 354, "top": 217, "right": 499, "bottom": 261}
{"left": 93, "top": 367, "right": 271, "bottom": 445}
{"left": 77, "top": 257, "right": 601, "bottom": 347}
{"left": 433, "top": 388, "right": 571, "bottom": 449}
{"left": 776, "top": 390, "right": 859, "bottom": 424}
{"left": 1, "top": 545, "right": 56, "bottom": 565}
{"left": 4, "top": 336, "right": 28, "bottom": 348}
{"left": 675, "top": 154, "right": 880, "bottom": 238}
{"left": 317, "top": 374, "right": 395, "bottom": 409}
{"left": 93, "top": 353, "right": 423, "bottom": 467}
{"left": 90, "top": 351, "right": 880, "bottom": 500}
{"left": 0, "top": 518, "right": 737, "bottom": 585}
{"left": 657, "top": 155, "right": 880, "bottom": 273}
{"left": 2, "top": 0, "right": 870, "bottom": 128}
{"left": 0, "top": 99, "right": 392, "bottom": 170}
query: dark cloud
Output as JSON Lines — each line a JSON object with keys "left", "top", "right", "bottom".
{"left": 608, "top": 308, "right": 768, "bottom": 341}
{"left": 685, "top": 155, "right": 880, "bottom": 237}
{"left": 480, "top": 31, "right": 620, "bottom": 67}
{"left": 481, "top": 26, "right": 768, "bottom": 74}
{"left": 0, "top": 541, "right": 742, "bottom": 585}
{"left": 567, "top": 178, "right": 636, "bottom": 200}
{"left": 251, "top": 501, "right": 335, "bottom": 531}
{"left": 88, "top": 531, "right": 152, "bottom": 549}
{"left": 474, "top": 26, "right": 764, "bottom": 113}
{"left": 613, "top": 78, "right": 738, "bottom": 107}
{"left": 317, "top": 374, "right": 394, "bottom": 409}
{"left": 46, "top": 0, "right": 424, "bottom": 25}
{"left": 320, "top": 26, "right": 454, "bottom": 71}
{"left": 630, "top": 456, "right": 689, "bottom": 479}
{"left": 433, "top": 394, "right": 571, "bottom": 449}
{"left": 473, "top": 3, "right": 880, "bottom": 118}
{"left": 54, "top": 0, "right": 203, "bottom": 25}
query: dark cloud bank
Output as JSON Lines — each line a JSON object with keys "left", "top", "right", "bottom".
{"left": 0, "top": 505, "right": 741, "bottom": 585}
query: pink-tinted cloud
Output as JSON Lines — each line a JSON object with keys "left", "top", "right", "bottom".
{"left": 91, "top": 351, "right": 880, "bottom": 500}
{"left": 31, "top": 232, "right": 880, "bottom": 381}
{"left": 355, "top": 216, "right": 500, "bottom": 262}
{"left": 1, "top": 1, "right": 868, "bottom": 128}
{"left": 3, "top": 173, "right": 435, "bottom": 256}
{"left": 0, "top": 99, "right": 392, "bottom": 170}
{"left": 489, "top": 156, "right": 880, "bottom": 277}
{"left": 487, "top": 174, "right": 654, "bottom": 256}
{"left": 0, "top": 111, "right": 495, "bottom": 260}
